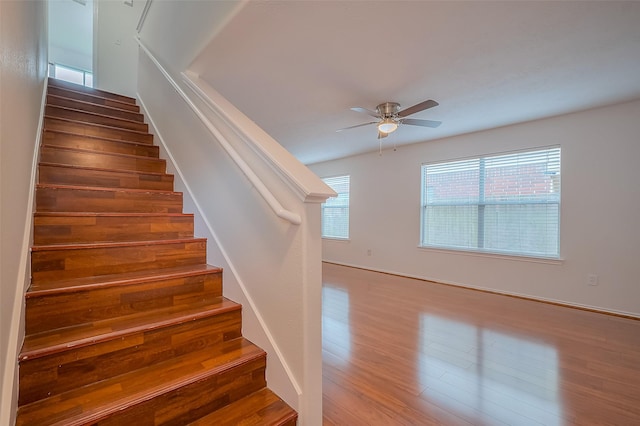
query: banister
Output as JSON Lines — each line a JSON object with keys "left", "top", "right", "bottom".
{"left": 136, "top": 0, "right": 153, "bottom": 33}
{"left": 181, "top": 71, "right": 335, "bottom": 205}
{"left": 136, "top": 38, "right": 302, "bottom": 225}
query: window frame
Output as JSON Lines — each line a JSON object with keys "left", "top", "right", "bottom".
{"left": 321, "top": 175, "right": 351, "bottom": 240}
{"left": 420, "top": 146, "right": 561, "bottom": 259}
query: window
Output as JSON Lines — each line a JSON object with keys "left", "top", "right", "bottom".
{"left": 322, "top": 175, "right": 350, "bottom": 239}
{"left": 420, "top": 147, "right": 560, "bottom": 258}
{"left": 48, "top": 63, "right": 93, "bottom": 87}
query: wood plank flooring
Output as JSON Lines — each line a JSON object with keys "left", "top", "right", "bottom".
{"left": 322, "top": 263, "right": 640, "bottom": 425}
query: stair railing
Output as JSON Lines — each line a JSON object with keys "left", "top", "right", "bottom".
{"left": 136, "top": 38, "right": 303, "bottom": 225}
{"left": 136, "top": 0, "right": 153, "bottom": 33}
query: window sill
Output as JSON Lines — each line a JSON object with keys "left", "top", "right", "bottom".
{"left": 322, "top": 237, "right": 351, "bottom": 242}
{"left": 417, "top": 245, "right": 564, "bottom": 265}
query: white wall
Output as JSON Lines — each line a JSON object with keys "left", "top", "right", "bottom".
{"left": 310, "top": 100, "right": 640, "bottom": 317}
{"left": 0, "top": 1, "right": 48, "bottom": 423}
{"left": 137, "top": 0, "right": 245, "bottom": 76}
{"left": 137, "top": 48, "right": 329, "bottom": 424}
{"left": 94, "top": 0, "right": 144, "bottom": 96}
{"left": 48, "top": 0, "right": 93, "bottom": 71}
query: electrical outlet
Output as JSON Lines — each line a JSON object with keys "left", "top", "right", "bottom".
{"left": 587, "top": 274, "right": 599, "bottom": 286}
{"left": 367, "top": 249, "right": 372, "bottom": 256}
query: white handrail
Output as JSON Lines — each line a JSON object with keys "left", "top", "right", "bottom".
{"left": 136, "top": 0, "right": 153, "bottom": 33}
{"left": 136, "top": 38, "right": 301, "bottom": 225}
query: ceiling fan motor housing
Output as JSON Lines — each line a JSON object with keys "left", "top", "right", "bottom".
{"left": 377, "top": 102, "right": 401, "bottom": 118}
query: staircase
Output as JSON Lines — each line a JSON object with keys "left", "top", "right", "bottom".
{"left": 16, "top": 78, "right": 298, "bottom": 425}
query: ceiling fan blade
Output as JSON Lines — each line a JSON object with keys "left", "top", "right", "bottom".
{"left": 336, "top": 121, "right": 377, "bottom": 132}
{"left": 351, "top": 107, "right": 381, "bottom": 119}
{"left": 400, "top": 118, "right": 442, "bottom": 128}
{"left": 397, "top": 100, "right": 439, "bottom": 117}
{"left": 377, "top": 131, "right": 388, "bottom": 139}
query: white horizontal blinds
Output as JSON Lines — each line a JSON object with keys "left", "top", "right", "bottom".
{"left": 422, "top": 158, "right": 480, "bottom": 249}
{"left": 422, "top": 147, "right": 561, "bottom": 258}
{"left": 322, "top": 175, "right": 350, "bottom": 239}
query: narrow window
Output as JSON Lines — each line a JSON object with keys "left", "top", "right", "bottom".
{"left": 322, "top": 175, "right": 350, "bottom": 239}
{"left": 421, "top": 147, "right": 560, "bottom": 258}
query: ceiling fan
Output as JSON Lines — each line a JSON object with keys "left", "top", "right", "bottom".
{"left": 337, "top": 100, "right": 441, "bottom": 139}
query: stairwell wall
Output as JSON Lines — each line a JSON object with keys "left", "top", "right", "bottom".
{"left": 137, "top": 48, "right": 330, "bottom": 425}
{"left": 0, "top": 0, "right": 48, "bottom": 423}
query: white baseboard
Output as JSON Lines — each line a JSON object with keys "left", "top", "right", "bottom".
{"left": 324, "top": 260, "right": 640, "bottom": 320}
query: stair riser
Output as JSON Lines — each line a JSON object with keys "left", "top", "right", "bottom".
{"left": 47, "top": 95, "right": 144, "bottom": 122}
{"left": 48, "top": 86, "right": 140, "bottom": 112}
{"left": 45, "top": 117, "right": 153, "bottom": 144}
{"left": 31, "top": 240, "right": 206, "bottom": 283}
{"left": 95, "top": 357, "right": 266, "bottom": 426}
{"left": 46, "top": 105, "right": 148, "bottom": 132}
{"left": 25, "top": 272, "right": 222, "bottom": 334}
{"left": 19, "top": 310, "right": 243, "bottom": 405}
{"left": 43, "top": 131, "right": 158, "bottom": 157}
{"left": 39, "top": 164, "right": 174, "bottom": 192}
{"left": 48, "top": 78, "right": 137, "bottom": 105}
{"left": 34, "top": 214, "right": 192, "bottom": 245}
{"left": 36, "top": 187, "right": 183, "bottom": 213}
{"left": 40, "top": 146, "right": 166, "bottom": 173}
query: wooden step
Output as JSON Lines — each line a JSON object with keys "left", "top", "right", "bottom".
{"left": 35, "top": 184, "right": 183, "bottom": 213}
{"left": 31, "top": 238, "right": 207, "bottom": 283}
{"left": 46, "top": 105, "right": 148, "bottom": 132}
{"left": 16, "top": 338, "right": 266, "bottom": 426}
{"left": 43, "top": 130, "right": 159, "bottom": 157}
{"left": 26, "top": 265, "right": 223, "bottom": 334}
{"left": 47, "top": 94, "right": 144, "bottom": 122}
{"left": 19, "top": 297, "right": 242, "bottom": 405}
{"left": 48, "top": 78, "right": 137, "bottom": 105}
{"left": 39, "top": 163, "right": 174, "bottom": 191}
{"left": 34, "top": 212, "right": 192, "bottom": 245}
{"left": 44, "top": 116, "right": 153, "bottom": 144}
{"left": 48, "top": 85, "right": 140, "bottom": 112}
{"left": 40, "top": 145, "right": 166, "bottom": 173}
{"left": 188, "top": 388, "right": 298, "bottom": 426}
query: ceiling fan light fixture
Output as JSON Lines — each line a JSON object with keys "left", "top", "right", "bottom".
{"left": 377, "top": 118, "right": 398, "bottom": 134}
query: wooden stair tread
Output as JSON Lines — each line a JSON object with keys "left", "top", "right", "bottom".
{"left": 20, "top": 296, "right": 240, "bottom": 361}
{"left": 27, "top": 263, "right": 219, "bottom": 296}
{"left": 47, "top": 94, "right": 145, "bottom": 121}
{"left": 40, "top": 144, "right": 165, "bottom": 164}
{"left": 34, "top": 211, "right": 193, "bottom": 217}
{"left": 32, "top": 237, "right": 206, "bottom": 252}
{"left": 46, "top": 105, "right": 148, "bottom": 132}
{"left": 44, "top": 115, "right": 151, "bottom": 138}
{"left": 17, "top": 338, "right": 265, "bottom": 426}
{"left": 188, "top": 388, "right": 298, "bottom": 426}
{"left": 43, "top": 129, "right": 156, "bottom": 150}
{"left": 47, "top": 104, "right": 145, "bottom": 126}
{"left": 47, "top": 86, "right": 140, "bottom": 112}
{"left": 36, "top": 182, "right": 180, "bottom": 195}
{"left": 48, "top": 78, "right": 137, "bottom": 104}
{"left": 40, "top": 161, "right": 169, "bottom": 177}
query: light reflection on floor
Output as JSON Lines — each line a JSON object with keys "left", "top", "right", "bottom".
{"left": 322, "top": 285, "right": 351, "bottom": 364}
{"left": 418, "top": 314, "right": 563, "bottom": 425}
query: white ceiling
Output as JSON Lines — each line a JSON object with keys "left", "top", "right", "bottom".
{"left": 188, "top": 1, "right": 640, "bottom": 165}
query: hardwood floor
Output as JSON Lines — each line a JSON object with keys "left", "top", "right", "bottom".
{"left": 321, "top": 263, "right": 640, "bottom": 425}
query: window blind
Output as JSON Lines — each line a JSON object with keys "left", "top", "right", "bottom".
{"left": 322, "top": 175, "right": 350, "bottom": 239}
{"left": 421, "top": 147, "right": 561, "bottom": 258}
